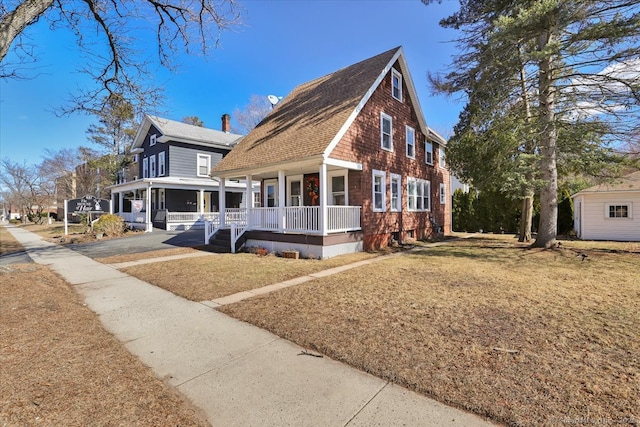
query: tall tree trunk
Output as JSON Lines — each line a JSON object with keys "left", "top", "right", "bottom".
{"left": 533, "top": 29, "right": 558, "bottom": 248}
{"left": 518, "top": 49, "right": 534, "bottom": 243}
{"left": 0, "top": 0, "right": 55, "bottom": 61}
{"left": 519, "top": 193, "right": 533, "bottom": 242}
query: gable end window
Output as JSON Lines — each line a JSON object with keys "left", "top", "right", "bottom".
{"left": 197, "top": 154, "right": 211, "bottom": 177}
{"left": 392, "top": 68, "right": 402, "bottom": 102}
{"left": 606, "top": 203, "right": 631, "bottom": 218}
{"left": 425, "top": 141, "right": 433, "bottom": 165}
{"left": 150, "top": 134, "right": 157, "bottom": 146}
{"left": 381, "top": 113, "right": 393, "bottom": 151}
{"left": 406, "top": 126, "right": 415, "bottom": 159}
{"left": 372, "top": 170, "right": 386, "bottom": 212}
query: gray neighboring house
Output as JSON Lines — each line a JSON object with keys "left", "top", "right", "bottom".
{"left": 109, "top": 114, "right": 258, "bottom": 232}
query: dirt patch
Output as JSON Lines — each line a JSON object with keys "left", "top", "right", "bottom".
{"left": 218, "top": 236, "right": 640, "bottom": 426}
{"left": 0, "top": 263, "right": 209, "bottom": 426}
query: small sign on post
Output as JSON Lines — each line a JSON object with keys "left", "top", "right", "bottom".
{"left": 64, "top": 195, "right": 111, "bottom": 235}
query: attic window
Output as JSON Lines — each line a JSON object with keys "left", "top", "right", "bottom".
{"left": 392, "top": 69, "right": 402, "bottom": 102}
{"left": 150, "top": 134, "right": 157, "bottom": 146}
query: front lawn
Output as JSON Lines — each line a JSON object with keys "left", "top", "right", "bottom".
{"left": 218, "top": 235, "right": 640, "bottom": 426}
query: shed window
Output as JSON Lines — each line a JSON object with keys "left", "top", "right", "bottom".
{"left": 607, "top": 204, "right": 630, "bottom": 218}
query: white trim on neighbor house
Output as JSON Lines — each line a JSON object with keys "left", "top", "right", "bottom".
{"left": 150, "top": 154, "right": 156, "bottom": 178}
{"left": 440, "top": 183, "right": 447, "bottom": 205}
{"left": 390, "top": 173, "right": 402, "bottom": 212}
{"left": 197, "top": 153, "right": 211, "bottom": 177}
{"left": 372, "top": 169, "right": 386, "bottom": 212}
{"left": 142, "top": 157, "right": 148, "bottom": 178}
{"left": 158, "top": 151, "right": 166, "bottom": 176}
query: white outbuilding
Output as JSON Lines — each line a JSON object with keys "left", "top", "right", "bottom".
{"left": 572, "top": 171, "right": 640, "bottom": 241}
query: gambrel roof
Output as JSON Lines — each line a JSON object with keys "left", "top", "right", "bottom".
{"left": 132, "top": 115, "right": 243, "bottom": 151}
{"left": 213, "top": 46, "right": 435, "bottom": 176}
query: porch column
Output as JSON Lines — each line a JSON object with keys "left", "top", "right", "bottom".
{"left": 199, "top": 189, "right": 205, "bottom": 216}
{"left": 118, "top": 192, "right": 123, "bottom": 215}
{"left": 110, "top": 192, "right": 116, "bottom": 214}
{"left": 146, "top": 183, "right": 152, "bottom": 232}
{"left": 246, "top": 174, "right": 253, "bottom": 228}
{"left": 278, "top": 170, "right": 285, "bottom": 232}
{"left": 219, "top": 178, "right": 226, "bottom": 227}
{"left": 319, "top": 163, "right": 328, "bottom": 235}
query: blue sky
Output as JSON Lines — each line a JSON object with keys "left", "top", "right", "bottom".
{"left": 0, "top": 0, "right": 463, "bottom": 166}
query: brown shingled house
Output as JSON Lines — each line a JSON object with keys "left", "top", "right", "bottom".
{"left": 210, "top": 46, "right": 450, "bottom": 258}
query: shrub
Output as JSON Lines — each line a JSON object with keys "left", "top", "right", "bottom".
{"left": 93, "top": 214, "right": 125, "bottom": 237}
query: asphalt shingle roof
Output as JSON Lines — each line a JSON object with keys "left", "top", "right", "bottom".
{"left": 147, "top": 115, "right": 243, "bottom": 147}
{"left": 213, "top": 47, "right": 401, "bottom": 174}
{"left": 577, "top": 170, "right": 640, "bottom": 193}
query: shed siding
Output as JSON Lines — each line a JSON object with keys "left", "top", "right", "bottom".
{"left": 579, "top": 192, "right": 640, "bottom": 241}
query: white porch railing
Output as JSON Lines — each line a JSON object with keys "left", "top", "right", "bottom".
{"left": 166, "top": 212, "right": 219, "bottom": 223}
{"left": 121, "top": 212, "right": 146, "bottom": 223}
{"left": 327, "top": 205, "right": 362, "bottom": 232}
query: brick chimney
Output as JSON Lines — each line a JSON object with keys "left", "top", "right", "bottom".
{"left": 221, "top": 114, "right": 230, "bottom": 133}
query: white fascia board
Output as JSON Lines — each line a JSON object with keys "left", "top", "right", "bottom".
{"left": 213, "top": 156, "right": 324, "bottom": 180}
{"left": 396, "top": 51, "right": 430, "bottom": 136}
{"left": 322, "top": 49, "right": 404, "bottom": 159}
{"left": 132, "top": 115, "right": 153, "bottom": 150}
{"left": 324, "top": 157, "right": 363, "bottom": 170}
{"left": 156, "top": 135, "right": 233, "bottom": 150}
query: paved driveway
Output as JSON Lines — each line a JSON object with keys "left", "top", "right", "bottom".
{"left": 67, "top": 228, "right": 205, "bottom": 259}
{"left": 0, "top": 227, "right": 204, "bottom": 265}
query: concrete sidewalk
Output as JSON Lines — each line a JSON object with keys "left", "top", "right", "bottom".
{"left": 5, "top": 225, "right": 494, "bottom": 427}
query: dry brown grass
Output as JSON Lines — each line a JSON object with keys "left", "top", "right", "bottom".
{"left": 122, "top": 251, "right": 380, "bottom": 301}
{"left": 0, "top": 263, "right": 209, "bottom": 427}
{"left": 97, "top": 247, "right": 204, "bottom": 264}
{"left": 219, "top": 235, "right": 640, "bottom": 427}
{"left": 0, "top": 226, "right": 23, "bottom": 255}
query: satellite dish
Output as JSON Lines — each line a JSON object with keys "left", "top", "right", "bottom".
{"left": 267, "top": 94, "right": 280, "bottom": 106}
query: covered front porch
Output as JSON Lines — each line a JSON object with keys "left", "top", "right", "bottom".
{"left": 109, "top": 177, "right": 257, "bottom": 232}
{"left": 210, "top": 158, "right": 364, "bottom": 257}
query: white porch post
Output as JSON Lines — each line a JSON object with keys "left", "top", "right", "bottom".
{"left": 219, "top": 178, "right": 226, "bottom": 227}
{"left": 146, "top": 183, "right": 152, "bottom": 232}
{"left": 118, "top": 192, "right": 123, "bottom": 214}
{"left": 199, "top": 189, "right": 205, "bottom": 216}
{"left": 110, "top": 192, "right": 116, "bottom": 214}
{"left": 278, "top": 170, "right": 285, "bottom": 232}
{"left": 319, "top": 163, "right": 328, "bottom": 235}
{"left": 246, "top": 174, "right": 253, "bottom": 228}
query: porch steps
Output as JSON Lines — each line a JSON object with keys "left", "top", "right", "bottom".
{"left": 209, "top": 228, "right": 232, "bottom": 253}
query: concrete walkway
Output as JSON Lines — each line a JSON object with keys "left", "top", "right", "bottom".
{"left": 5, "top": 225, "right": 494, "bottom": 427}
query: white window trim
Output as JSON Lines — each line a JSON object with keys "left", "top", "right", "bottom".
{"left": 150, "top": 134, "right": 157, "bottom": 146}
{"left": 407, "top": 177, "right": 431, "bottom": 212}
{"left": 440, "top": 183, "right": 446, "bottom": 205}
{"left": 286, "top": 174, "right": 303, "bottom": 207}
{"left": 150, "top": 155, "right": 157, "bottom": 178}
{"left": 439, "top": 146, "right": 446, "bottom": 168}
{"left": 142, "top": 157, "right": 148, "bottom": 178}
{"left": 425, "top": 141, "right": 433, "bottom": 165}
{"left": 392, "top": 68, "right": 403, "bottom": 102}
{"left": 605, "top": 202, "right": 633, "bottom": 219}
{"left": 372, "top": 169, "right": 386, "bottom": 212}
{"left": 406, "top": 126, "right": 415, "bottom": 159}
{"left": 328, "top": 170, "right": 348, "bottom": 206}
{"left": 390, "top": 173, "right": 401, "bottom": 212}
{"left": 158, "top": 151, "right": 166, "bottom": 176}
{"left": 380, "top": 113, "right": 393, "bottom": 152}
{"left": 197, "top": 153, "right": 211, "bottom": 177}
